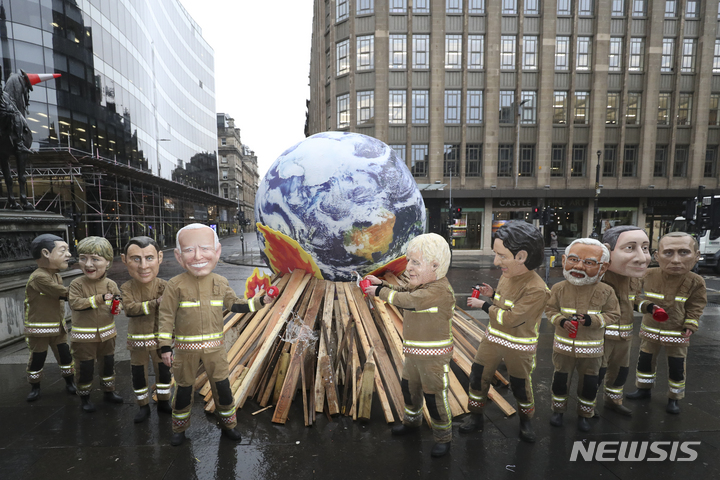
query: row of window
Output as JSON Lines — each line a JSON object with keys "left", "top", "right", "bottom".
{"left": 387, "top": 143, "right": 717, "bottom": 179}
{"left": 335, "top": 0, "right": 704, "bottom": 19}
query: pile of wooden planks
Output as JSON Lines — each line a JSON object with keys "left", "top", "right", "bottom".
{"left": 193, "top": 268, "right": 515, "bottom": 426}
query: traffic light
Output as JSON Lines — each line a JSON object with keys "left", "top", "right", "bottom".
{"left": 543, "top": 207, "right": 556, "bottom": 226}
{"left": 452, "top": 207, "right": 462, "bottom": 219}
{"left": 682, "top": 198, "right": 695, "bottom": 222}
{"left": 532, "top": 207, "right": 541, "bottom": 220}
{"left": 236, "top": 211, "right": 246, "bottom": 223}
{"left": 700, "top": 198, "right": 713, "bottom": 230}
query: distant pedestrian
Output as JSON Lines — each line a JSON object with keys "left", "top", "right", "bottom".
{"left": 550, "top": 231, "right": 559, "bottom": 258}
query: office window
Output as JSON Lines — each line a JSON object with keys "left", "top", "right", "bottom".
{"left": 411, "top": 145, "right": 428, "bottom": 177}
{"left": 555, "top": 36, "right": 570, "bottom": 71}
{"left": 603, "top": 145, "right": 617, "bottom": 177}
{"left": 445, "top": 90, "right": 461, "bottom": 123}
{"left": 337, "top": 94, "right": 349, "bottom": 128}
{"left": 357, "top": 0, "right": 373, "bottom": 14}
{"left": 221, "top": 138, "right": 227, "bottom": 145}
{"left": 415, "top": 0, "right": 430, "bottom": 13}
{"left": 389, "top": 90, "right": 406, "bottom": 124}
{"left": 412, "top": 90, "right": 429, "bottom": 123}
{"left": 632, "top": 0, "right": 645, "bottom": 16}
{"left": 686, "top": 0, "right": 698, "bottom": 18}
{"left": 467, "top": 90, "right": 483, "bottom": 124}
{"left": 357, "top": 91, "right": 374, "bottom": 124}
{"left": 501, "top": 36, "right": 516, "bottom": 69}
{"left": 326, "top": 50, "right": 331, "bottom": 81}
{"left": 502, "top": 0, "right": 517, "bottom": 14}
{"left": 623, "top": 145, "right": 638, "bottom": 177}
{"left": 654, "top": 146, "right": 667, "bottom": 177}
{"left": 326, "top": 100, "right": 331, "bottom": 128}
{"left": 553, "top": 91, "right": 567, "bottom": 124}
{"left": 221, "top": 169, "right": 228, "bottom": 180}
{"left": 519, "top": 145, "right": 535, "bottom": 177}
{"left": 445, "top": 35, "right": 462, "bottom": 69}
{"left": 714, "top": 40, "right": 720, "bottom": 73}
{"left": 446, "top": 0, "right": 462, "bottom": 14}
{"left": 523, "top": 36, "right": 538, "bottom": 70}
{"left": 571, "top": 145, "right": 587, "bottom": 177}
{"left": 665, "top": 0, "right": 676, "bottom": 17}
{"left": 677, "top": 94, "right": 692, "bottom": 126}
{"left": 558, "top": 0, "right": 571, "bottom": 15}
{"left": 662, "top": 38, "right": 675, "bottom": 72}
{"left": 606, "top": 92, "right": 619, "bottom": 124}
{"left": 612, "top": 0, "right": 624, "bottom": 16}
{"left": 337, "top": 40, "right": 349, "bottom": 75}
{"left": 681, "top": 39, "right": 696, "bottom": 73}
{"left": 674, "top": 146, "right": 688, "bottom": 177}
{"left": 468, "top": 35, "right": 484, "bottom": 69}
{"left": 390, "top": 144, "right": 406, "bottom": 164}
{"left": 223, "top": 186, "right": 229, "bottom": 199}
{"left": 498, "top": 145, "right": 514, "bottom": 177}
{"left": 469, "top": 0, "right": 484, "bottom": 14}
{"left": 574, "top": 92, "right": 589, "bottom": 125}
{"left": 710, "top": 94, "right": 720, "bottom": 126}
{"left": 466, "top": 144, "right": 482, "bottom": 176}
{"left": 551, "top": 145, "right": 566, "bottom": 177}
{"left": 357, "top": 35, "right": 374, "bottom": 71}
{"left": 499, "top": 91, "right": 515, "bottom": 124}
{"left": 705, "top": 148, "right": 717, "bottom": 178}
{"left": 609, "top": 38, "right": 622, "bottom": 71}
{"left": 626, "top": 92, "right": 641, "bottom": 125}
{"left": 576, "top": 37, "right": 592, "bottom": 71}
{"left": 629, "top": 38, "right": 644, "bottom": 71}
{"left": 525, "top": 0, "right": 539, "bottom": 14}
{"left": 521, "top": 91, "right": 537, "bottom": 124}
{"left": 337, "top": 0, "right": 348, "bottom": 21}
{"left": 390, "top": 0, "right": 407, "bottom": 13}
{"left": 579, "top": 0, "right": 593, "bottom": 16}
{"left": 658, "top": 93, "right": 671, "bottom": 125}
{"left": 220, "top": 156, "right": 228, "bottom": 164}
{"left": 444, "top": 144, "right": 459, "bottom": 176}
{"left": 389, "top": 35, "right": 407, "bottom": 69}
{"left": 413, "top": 35, "right": 430, "bottom": 69}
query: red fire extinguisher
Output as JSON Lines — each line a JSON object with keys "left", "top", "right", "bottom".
{"left": 267, "top": 286, "right": 279, "bottom": 299}
{"left": 568, "top": 318, "right": 579, "bottom": 339}
{"left": 110, "top": 295, "right": 122, "bottom": 315}
{"left": 471, "top": 285, "right": 481, "bottom": 298}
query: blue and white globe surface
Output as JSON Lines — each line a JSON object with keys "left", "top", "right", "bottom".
{"left": 255, "top": 131, "right": 426, "bottom": 281}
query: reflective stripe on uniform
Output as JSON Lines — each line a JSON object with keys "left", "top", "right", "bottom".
{"left": 89, "top": 296, "right": 98, "bottom": 309}
{"left": 142, "top": 301, "right": 150, "bottom": 315}
{"left": 175, "top": 332, "right": 224, "bottom": 342}
{"left": 179, "top": 301, "right": 200, "bottom": 308}
{"left": 645, "top": 292, "right": 664, "bottom": 300}
{"left": 403, "top": 338, "right": 453, "bottom": 348}
{"left": 487, "top": 326, "right": 538, "bottom": 344}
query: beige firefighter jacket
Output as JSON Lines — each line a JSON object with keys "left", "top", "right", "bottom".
{"left": 68, "top": 275, "right": 121, "bottom": 343}
{"left": 24, "top": 267, "right": 68, "bottom": 337}
{"left": 121, "top": 277, "right": 167, "bottom": 351}
{"left": 601, "top": 270, "right": 643, "bottom": 342}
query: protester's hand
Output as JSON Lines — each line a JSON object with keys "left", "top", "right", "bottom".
{"left": 103, "top": 293, "right": 113, "bottom": 301}
{"left": 156, "top": 296, "right": 163, "bottom": 306}
{"left": 364, "top": 275, "right": 382, "bottom": 285}
{"left": 364, "top": 285, "right": 378, "bottom": 297}
{"left": 475, "top": 283, "right": 493, "bottom": 297}
{"left": 263, "top": 294, "right": 275, "bottom": 306}
{"left": 467, "top": 297, "right": 485, "bottom": 309}
{"left": 563, "top": 319, "right": 578, "bottom": 335}
{"left": 161, "top": 351, "right": 173, "bottom": 367}
{"left": 683, "top": 329, "right": 693, "bottom": 338}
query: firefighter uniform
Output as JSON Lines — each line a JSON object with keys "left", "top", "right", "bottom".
{"left": 68, "top": 275, "right": 122, "bottom": 396}
{"left": 634, "top": 268, "right": 706, "bottom": 400}
{"left": 376, "top": 276, "right": 455, "bottom": 444}
{"left": 546, "top": 280, "right": 620, "bottom": 417}
{"left": 468, "top": 270, "right": 550, "bottom": 421}
{"left": 599, "top": 271, "right": 643, "bottom": 405}
{"left": 121, "top": 277, "right": 171, "bottom": 407}
{"left": 24, "top": 267, "right": 74, "bottom": 384}
{"left": 158, "top": 272, "right": 263, "bottom": 434}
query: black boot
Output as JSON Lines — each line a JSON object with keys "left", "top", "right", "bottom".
{"left": 134, "top": 405, "right": 151, "bottom": 423}
{"left": 80, "top": 395, "right": 96, "bottom": 413}
{"left": 666, "top": 399, "right": 680, "bottom": 414}
{"left": 519, "top": 419, "right": 536, "bottom": 443}
{"left": 104, "top": 391, "right": 124, "bottom": 404}
{"left": 26, "top": 384, "right": 40, "bottom": 402}
{"left": 170, "top": 431, "right": 186, "bottom": 446}
{"left": 221, "top": 428, "right": 242, "bottom": 441}
{"left": 431, "top": 442, "right": 451, "bottom": 458}
{"left": 64, "top": 376, "right": 77, "bottom": 395}
{"left": 391, "top": 424, "right": 419, "bottom": 436}
{"left": 157, "top": 400, "right": 173, "bottom": 414}
{"left": 549, "top": 412, "right": 563, "bottom": 427}
{"left": 459, "top": 413, "right": 484, "bottom": 434}
{"left": 606, "top": 402, "right": 633, "bottom": 416}
{"left": 577, "top": 417, "right": 591, "bottom": 432}
{"left": 626, "top": 389, "right": 651, "bottom": 400}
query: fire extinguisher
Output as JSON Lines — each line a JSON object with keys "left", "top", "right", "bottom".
{"left": 110, "top": 295, "right": 122, "bottom": 315}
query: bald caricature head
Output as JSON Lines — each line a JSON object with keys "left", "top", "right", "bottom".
{"left": 602, "top": 226, "right": 651, "bottom": 278}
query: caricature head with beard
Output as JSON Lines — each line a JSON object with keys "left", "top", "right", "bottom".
{"left": 562, "top": 238, "right": 610, "bottom": 286}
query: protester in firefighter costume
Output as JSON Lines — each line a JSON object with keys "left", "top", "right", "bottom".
{"left": 363, "top": 233, "right": 455, "bottom": 458}
{"left": 546, "top": 238, "right": 620, "bottom": 432}
{"left": 598, "top": 226, "right": 651, "bottom": 416}
{"left": 461, "top": 221, "right": 549, "bottom": 443}
{"left": 626, "top": 232, "right": 707, "bottom": 414}
{"left": 68, "top": 236, "right": 123, "bottom": 412}
{"left": 24, "top": 234, "right": 75, "bottom": 402}
{"left": 120, "top": 236, "right": 172, "bottom": 423}
{"left": 159, "top": 224, "right": 275, "bottom": 447}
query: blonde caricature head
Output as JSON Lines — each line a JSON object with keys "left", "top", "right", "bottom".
{"left": 406, "top": 233, "right": 451, "bottom": 280}
{"left": 77, "top": 236, "right": 114, "bottom": 268}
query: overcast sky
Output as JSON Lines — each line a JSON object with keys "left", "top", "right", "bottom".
{"left": 180, "top": 0, "right": 314, "bottom": 177}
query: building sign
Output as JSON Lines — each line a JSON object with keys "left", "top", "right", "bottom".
{"left": 492, "top": 198, "right": 536, "bottom": 208}
{"left": 546, "top": 198, "right": 589, "bottom": 208}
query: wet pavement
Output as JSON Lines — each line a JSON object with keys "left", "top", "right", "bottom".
{"left": 2, "top": 233, "right": 720, "bottom": 479}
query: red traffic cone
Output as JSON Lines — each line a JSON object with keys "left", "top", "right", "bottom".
{"left": 26, "top": 73, "right": 61, "bottom": 85}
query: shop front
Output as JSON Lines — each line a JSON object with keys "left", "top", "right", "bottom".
{"left": 545, "top": 198, "right": 588, "bottom": 248}
{"left": 598, "top": 201, "right": 639, "bottom": 236}
{"left": 491, "top": 198, "right": 536, "bottom": 237}
{"left": 448, "top": 208, "right": 485, "bottom": 249}
{"left": 644, "top": 198, "right": 685, "bottom": 251}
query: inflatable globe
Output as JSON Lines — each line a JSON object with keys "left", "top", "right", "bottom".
{"left": 255, "top": 132, "right": 426, "bottom": 282}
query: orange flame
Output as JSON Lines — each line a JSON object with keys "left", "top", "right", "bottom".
{"left": 244, "top": 268, "right": 273, "bottom": 299}
{"left": 257, "top": 223, "right": 323, "bottom": 279}
{"left": 368, "top": 255, "right": 407, "bottom": 278}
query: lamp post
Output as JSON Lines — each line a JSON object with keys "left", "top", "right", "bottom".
{"left": 514, "top": 99, "right": 529, "bottom": 189}
{"left": 592, "top": 149, "right": 602, "bottom": 239}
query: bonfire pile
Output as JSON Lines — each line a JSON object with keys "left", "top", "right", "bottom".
{"left": 193, "top": 269, "right": 516, "bottom": 425}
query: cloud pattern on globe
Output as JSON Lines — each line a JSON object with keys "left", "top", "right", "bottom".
{"left": 255, "top": 132, "right": 426, "bottom": 281}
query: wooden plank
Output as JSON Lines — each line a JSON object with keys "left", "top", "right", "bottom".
{"left": 320, "top": 355, "right": 339, "bottom": 415}
{"left": 357, "top": 360, "right": 375, "bottom": 422}
{"left": 271, "top": 351, "right": 291, "bottom": 406}
{"left": 370, "top": 297, "right": 404, "bottom": 373}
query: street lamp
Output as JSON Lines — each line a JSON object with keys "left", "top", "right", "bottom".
{"left": 592, "top": 149, "right": 602, "bottom": 239}
{"left": 514, "top": 99, "right": 529, "bottom": 189}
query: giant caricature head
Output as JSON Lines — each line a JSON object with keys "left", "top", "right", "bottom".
{"left": 562, "top": 238, "right": 610, "bottom": 286}
{"left": 602, "top": 225, "right": 651, "bottom": 278}
{"left": 122, "top": 236, "right": 163, "bottom": 284}
{"left": 174, "top": 224, "right": 221, "bottom": 277}
{"left": 655, "top": 232, "right": 699, "bottom": 277}
{"left": 76, "top": 236, "right": 113, "bottom": 281}
{"left": 405, "top": 233, "right": 450, "bottom": 286}
{"left": 492, "top": 221, "right": 544, "bottom": 277}
{"left": 31, "top": 234, "right": 71, "bottom": 272}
